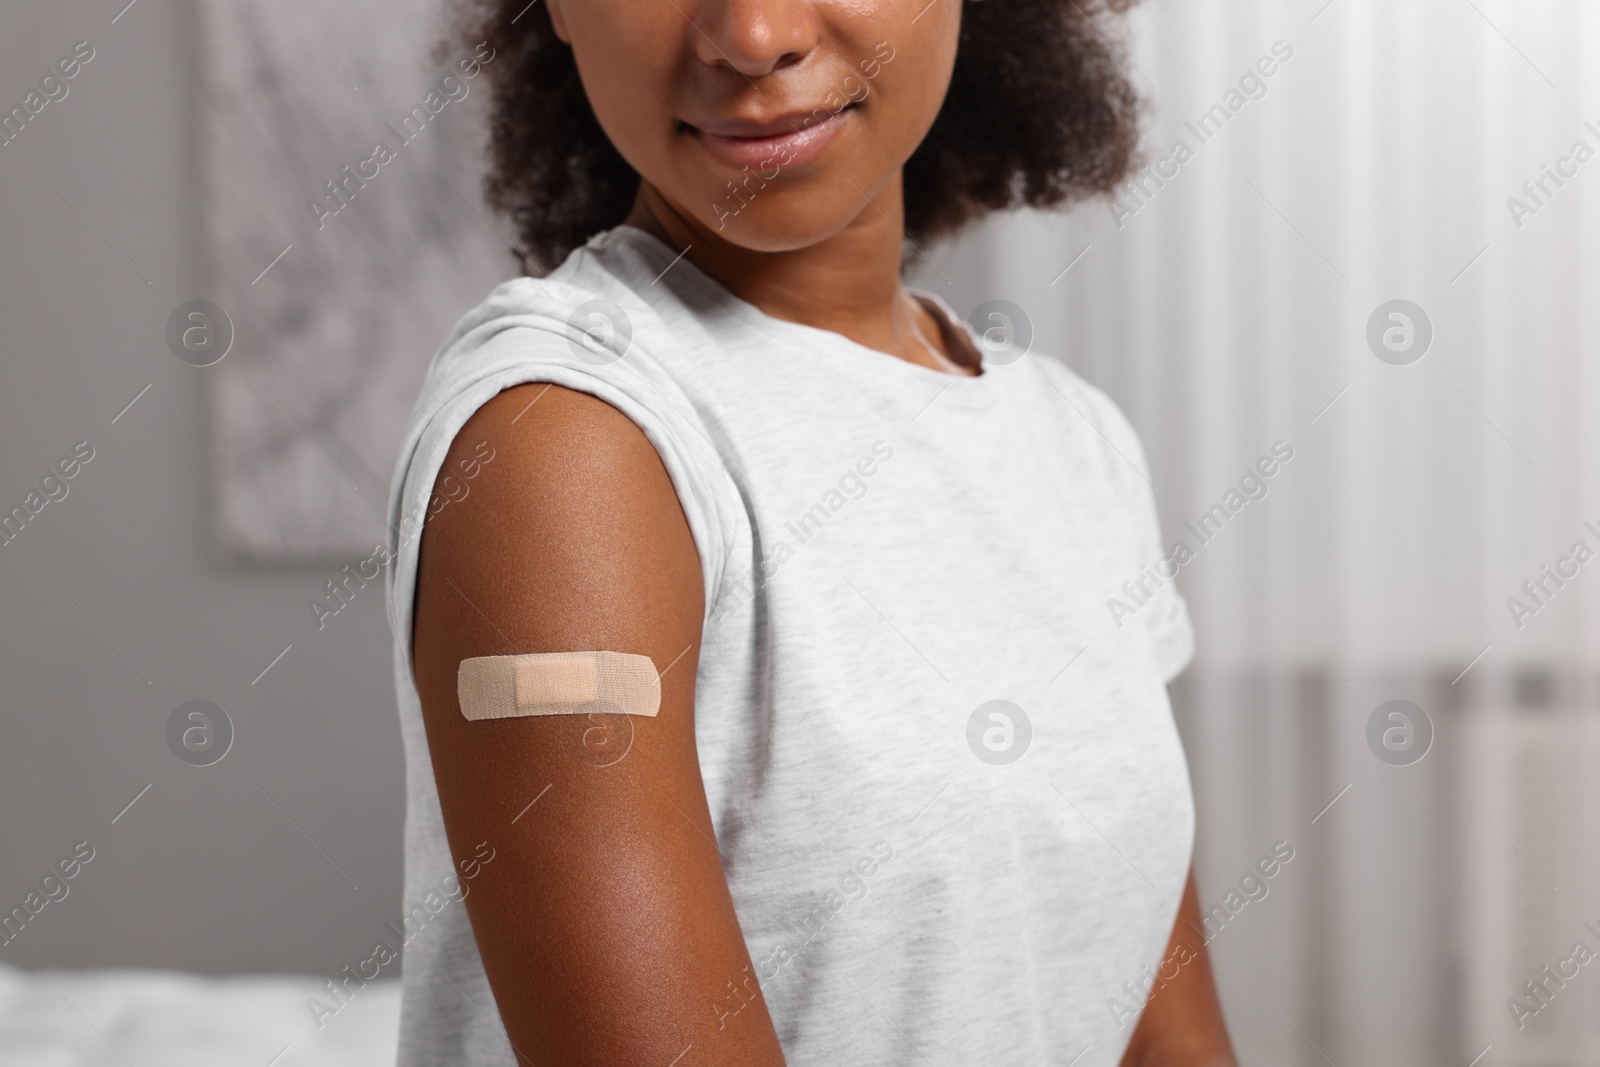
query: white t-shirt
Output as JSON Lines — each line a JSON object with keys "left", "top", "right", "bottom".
{"left": 383, "top": 224, "right": 1196, "bottom": 1066}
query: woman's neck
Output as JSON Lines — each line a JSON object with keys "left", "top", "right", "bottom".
{"left": 623, "top": 178, "right": 980, "bottom": 375}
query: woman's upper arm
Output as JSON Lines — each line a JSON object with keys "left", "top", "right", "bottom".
{"left": 411, "top": 382, "right": 785, "bottom": 1066}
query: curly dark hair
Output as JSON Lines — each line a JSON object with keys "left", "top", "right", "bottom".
{"left": 447, "top": 0, "right": 1145, "bottom": 273}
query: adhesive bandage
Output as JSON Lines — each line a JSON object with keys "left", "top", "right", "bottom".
{"left": 456, "top": 651, "right": 662, "bottom": 721}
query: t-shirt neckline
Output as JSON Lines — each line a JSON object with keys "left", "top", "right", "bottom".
{"left": 596, "top": 224, "right": 1005, "bottom": 412}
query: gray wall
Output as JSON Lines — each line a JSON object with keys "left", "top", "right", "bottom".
{"left": 0, "top": 0, "right": 404, "bottom": 975}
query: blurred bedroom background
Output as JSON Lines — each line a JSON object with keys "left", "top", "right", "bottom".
{"left": 1, "top": 0, "right": 1595, "bottom": 1064}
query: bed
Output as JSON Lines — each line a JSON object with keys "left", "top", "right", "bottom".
{"left": 0, "top": 963, "right": 399, "bottom": 1066}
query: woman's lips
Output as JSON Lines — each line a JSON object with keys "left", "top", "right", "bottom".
{"left": 684, "top": 104, "right": 856, "bottom": 172}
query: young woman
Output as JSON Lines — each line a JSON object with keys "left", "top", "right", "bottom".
{"left": 384, "top": 0, "right": 1237, "bottom": 1062}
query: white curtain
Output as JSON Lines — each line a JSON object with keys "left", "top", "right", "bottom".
{"left": 916, "top": 0, "right": 1600, "bottom": 1062}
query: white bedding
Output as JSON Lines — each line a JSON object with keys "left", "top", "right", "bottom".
{"left": 0, "top": 963, "right": 399, "bottom": 1066}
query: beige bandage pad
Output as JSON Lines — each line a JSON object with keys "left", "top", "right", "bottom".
{"left": 456, "top": 652, "right": 661, "bottom": 721}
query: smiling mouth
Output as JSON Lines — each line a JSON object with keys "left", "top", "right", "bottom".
{"left": 681, "top": 101, "right": 860, "bottom": 172}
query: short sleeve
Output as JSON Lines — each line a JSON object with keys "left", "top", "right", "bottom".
{"left": 1141, "top": 562, "right": 1196, "bottom": 683}
{"left": 1061, "top": 370, "right": 1196, "bottom": 684}
{"left": 382, "top": 278, "right": 741, "bottom": 686}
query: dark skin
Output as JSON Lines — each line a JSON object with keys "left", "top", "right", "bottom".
{"left": 1123, "top": 873, "right": 1240, "bottom": 1067}
{"left": 412, "top": 0, "right": 1238, "bottom": 1061}
{"left": 413, "top": 385, "right": 786, "bottom": 1065}
{"left": 547, "top": 0, "right": 974, "bottom": 374}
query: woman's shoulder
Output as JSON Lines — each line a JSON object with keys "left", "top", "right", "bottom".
{"left": 385, "top": 230, "right": 744, "bottom": 646}
{"left": 1006, "top": 352, "right": 1164, "bottom": 508}
{"left": 433, "top": 239, "right": 651, "bottom": 367}
{"left": 401, "top": 239, "right": 695, "bottom": 442}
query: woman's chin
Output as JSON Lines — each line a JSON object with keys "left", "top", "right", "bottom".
{"left": 696, "top": 191, "right": 879, "bottom": 254}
